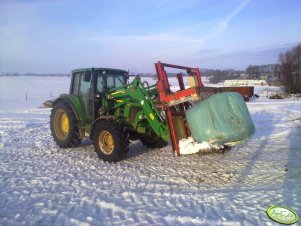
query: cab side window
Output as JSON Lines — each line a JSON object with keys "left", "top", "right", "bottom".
{"left": 96, "top": 75, "right": 104, "bottom": 93}
{"left": 79, "top": 74, "right": 91, "bottom": 95}
{"left": 107, "top": 75, "right": 114, "bottom": 89}
{"left": 71, "top": 73, "right": 80, "bottom": 95}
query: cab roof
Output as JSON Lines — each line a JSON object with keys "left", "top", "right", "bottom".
{"left": 72, "top": 67, "right": 127, "bottom": 74}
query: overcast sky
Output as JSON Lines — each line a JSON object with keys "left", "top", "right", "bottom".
{"left": 0, "top": 0, "right": 301, "bottom": 73}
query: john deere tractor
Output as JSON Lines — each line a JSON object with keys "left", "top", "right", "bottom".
{"left": 50, "top": 66, "right": 170, "bottom": 162}
{"left": 50, "top": 62, "right": 255, "bottom": 162}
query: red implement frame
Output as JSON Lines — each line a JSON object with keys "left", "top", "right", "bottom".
{"left": 155, "top": 61, "right": 204, "bottom": 155}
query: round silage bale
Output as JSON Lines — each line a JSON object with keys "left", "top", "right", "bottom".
{"left": 185, "top": 92, "right": 255, "bottom": 145}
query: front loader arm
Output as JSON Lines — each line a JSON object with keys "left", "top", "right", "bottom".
{"left": 106, "top": 77, "right": 169, "bottom": 142}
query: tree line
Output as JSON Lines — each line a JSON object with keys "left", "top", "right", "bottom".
{"left": 277, "top": 44, "right": 301, "bottom": 94}
{"left": 205, "top": 43, "right": 301, "bottom": 94}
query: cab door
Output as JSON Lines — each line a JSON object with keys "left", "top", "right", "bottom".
{"left": 92, "top": 72, "right": 104, "bottom": 120}
{"left": 71, "top": 72, "right": 94, "bottom": 122}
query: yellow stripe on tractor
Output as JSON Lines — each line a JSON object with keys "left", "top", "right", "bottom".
{"left": 111, "top": 90, "right": 125, "bottom": 96}
{"left": 149, "top": 113, "right": 155, "bottom": 120}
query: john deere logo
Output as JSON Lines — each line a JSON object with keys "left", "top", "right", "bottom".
{"left": 267, "top": 206, "right": 299, "bottom": 224}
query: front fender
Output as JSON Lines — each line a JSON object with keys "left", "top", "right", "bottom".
{"left": 53, "top": 94, "right": 88, "bottom": 135}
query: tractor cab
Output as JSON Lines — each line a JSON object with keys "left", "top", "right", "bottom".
{"left": 70, "top": 68, "right": 128, "bottom": 121}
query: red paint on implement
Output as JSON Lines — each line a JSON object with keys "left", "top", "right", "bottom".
{"left": 155, "top": 61, "right": 204, "bottom": 155}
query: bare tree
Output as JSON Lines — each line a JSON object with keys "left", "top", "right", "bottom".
{"left": 278, "top": 44, "right": 301, "bottom": 94}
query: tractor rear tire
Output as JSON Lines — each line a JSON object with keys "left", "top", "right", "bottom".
{"left": 140, "top": 136, "right": 168, "bottom": 149}
{"left": 93, "top": 120, "right": 129, "bottom": 162}
{"left": 50, "top": 101, "right": 81, "bottom": 148}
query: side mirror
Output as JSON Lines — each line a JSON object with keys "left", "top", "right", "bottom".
{"left": 84, "top": 71, "right": 91, "bottom": 82}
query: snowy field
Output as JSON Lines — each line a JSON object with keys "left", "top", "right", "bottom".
{"left": 0, "top": 76, "right": 300, "bottom": 225}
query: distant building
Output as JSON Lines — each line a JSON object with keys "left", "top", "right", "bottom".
{"left": 239, "top": 73, "right": 248, "bottom": 79}
{"left": 220, "top": 79, "right": 267, "bottom": 86}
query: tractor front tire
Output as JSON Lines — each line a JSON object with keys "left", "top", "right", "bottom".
{"left": 93, "top": 120, "right": 129, "bottom": 162}
{"left": 50, "top": 101, "right": 81, "bottom": 148}
{"left": 140, "top": 136, "right": 168, "bottom": 149}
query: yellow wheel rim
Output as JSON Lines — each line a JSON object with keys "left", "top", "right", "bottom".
{"left": 54, "top": 109, "right": 69, "bottom": 140}
{"left": 61, "top": 112, "right": 69, "bottom": 135}
{"left": 99, "top": 131, "right": 114, "bottom": 155}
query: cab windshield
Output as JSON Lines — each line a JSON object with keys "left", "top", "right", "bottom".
{"left": 106, "top": 74, "right": 125, "bottom": 89}
{"left": 96, "top": 73, "right": 126, "bottom": 93}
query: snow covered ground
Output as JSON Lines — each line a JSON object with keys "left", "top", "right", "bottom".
{"left": 0, "top": 76, "right": 300, "bottom": 225}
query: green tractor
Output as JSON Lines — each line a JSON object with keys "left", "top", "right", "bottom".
{"left": 50, "top": 67, "right": 169, "bottom": 162}
{"left": 50, "top": 62, "right": 255, "bottom": 162}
